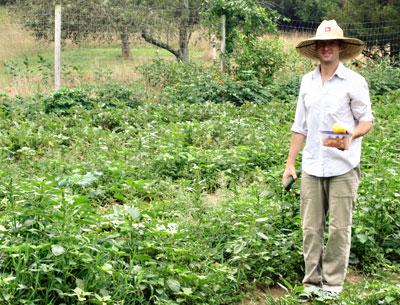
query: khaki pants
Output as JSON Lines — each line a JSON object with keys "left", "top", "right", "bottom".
{"left": 300, "top": 167, "right": 360, "bottom": 290}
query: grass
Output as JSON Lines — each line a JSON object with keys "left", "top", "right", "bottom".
{"left": 0, "top": 5, "right": 212, "bottom": 96}
{"left": 0, "top": 7, "right": 44, "bottom": 63}
{"left": 0, "top": 43, "right": 210, "bottom": 96}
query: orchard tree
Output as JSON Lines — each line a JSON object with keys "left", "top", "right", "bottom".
{"left": 12, "top": 0, "right": 201, "bottom": 61}
{"left": 205, "top": 0, "right": 277, "bottom": 55}
{"left": 140, "top": 0, "right": 202, "bottom": 63}
{"left": 102, "top": 0, "right": 148, "bottom": 59}
{"left": 329, "top": 0, "right": 400, "bottom": 63}
{"left": 13, "top": 1, "right": 114, "bottom": 50}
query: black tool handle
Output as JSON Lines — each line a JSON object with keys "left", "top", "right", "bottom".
{"left": 283, "top": 170, "right": 301, "bottom": 192}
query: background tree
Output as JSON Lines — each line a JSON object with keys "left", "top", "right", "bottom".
{"left": 204, "top": 0, "right": 277, "bottom": 54}
{"left": 11, "top": 0, "right": 202, "bottom": 62}
{"left": 13, "top": 0, "right": 147, "bottom": 59}
{"left": 266, "top": 0, "right": 340, "bottom": 22}
{"left": 140, "top": 0, "right": 202, "bottom": 63}
{"left": 329, "top": 0, "right": 400, "bottom": 64}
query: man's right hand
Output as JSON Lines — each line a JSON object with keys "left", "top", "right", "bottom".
{"left": 282, "top": 165, "right": 298, "bottom": 185}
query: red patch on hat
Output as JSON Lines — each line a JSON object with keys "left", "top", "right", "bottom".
{"left": 325, "top": 27, "right": 331, "bottom": 32}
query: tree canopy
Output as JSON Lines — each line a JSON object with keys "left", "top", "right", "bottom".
{"left": 330, "top": 0, "right": 400, "bottom": 63}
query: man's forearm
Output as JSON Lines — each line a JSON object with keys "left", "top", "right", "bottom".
{"left": 351, "top": 121, "right": 373, "bottom": 140}
{"left": 286, "top": 132, "right": 306, "bottom": 166}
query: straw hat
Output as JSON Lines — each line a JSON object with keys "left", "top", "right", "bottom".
{"left": 296, "top": 20, "right": 364, "bottom": 61}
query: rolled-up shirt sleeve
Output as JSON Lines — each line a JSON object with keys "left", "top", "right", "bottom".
{"left": 291, "top": 79, "right": 308, "bottom": 136}
{"left": 350, "top": 77, "right": 374, "bottom": 122}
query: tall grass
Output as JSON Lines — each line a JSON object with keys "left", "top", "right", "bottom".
{"left": 0, "top": 8, "right": 212, "bottom": 96}
{"left": 0, "top": 7, "right": 45, "bottom": 63}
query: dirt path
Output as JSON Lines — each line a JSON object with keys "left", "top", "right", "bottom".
{"left": 239, "top": 269, "right": 364, "bottom": 305}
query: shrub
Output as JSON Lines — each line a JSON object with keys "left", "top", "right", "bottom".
{"left": 138, "top": 58, "right": 205, "bottom": 89}
{"left": 43, "top": 85, "right": 142, "bottom": 115}
{"left": 359, "top": 59, "right": 400, "bottom": 96}
{"left": 43, "top": 88, "right": 95, "bottom": 115}
{"left": 230, "top": 36, "right": 287, "bottom": 86}
{"left": 162, "top": 71, "right": 271, "bottom": 105}
{"left": 138, "top": 59, "right": 272, "bottom": 105}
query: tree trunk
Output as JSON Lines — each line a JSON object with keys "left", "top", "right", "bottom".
{"left": 141, "top": 30, "right": 182, "bottom": 61}
{"left": 178, "top": 0, "right": 190, "bottom": 63}
{"left": 179, "top": 25, "right": 189, "bottom": 63}
{"left": 121, "top": 29, "right": 130, "bottom": 59}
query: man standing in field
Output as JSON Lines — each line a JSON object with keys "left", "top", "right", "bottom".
{"left": 282, "top": 20, "right": 374, "bottom": 298}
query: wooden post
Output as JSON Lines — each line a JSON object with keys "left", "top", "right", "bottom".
{"left": 212, "top": 39, "right": 216, "bottom": 66}
{"left": 54, "top": 4, "right": 62, "bottom": 90}
{"left": 220, "top": 14, "right": 226, "bottom": 72}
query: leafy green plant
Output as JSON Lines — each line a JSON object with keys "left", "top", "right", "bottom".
{"left": 359, "top": 59, "right": 400, "bottom": 96}
{"left": 0, "top": 60, "right": 398, "bottom": 304}
{"left": 230, "top": 36, "right": 287, "bottom": 85}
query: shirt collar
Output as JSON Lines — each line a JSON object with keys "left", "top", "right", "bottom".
{"left": 312, "top": 62, "right": 347, "bottom": 80}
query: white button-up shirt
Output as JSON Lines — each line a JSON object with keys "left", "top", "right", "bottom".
{"left": 291, "top": 63, "right": 374, "bottom": 177}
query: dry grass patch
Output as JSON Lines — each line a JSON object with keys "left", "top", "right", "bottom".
{"left": 0, "top": 7, "right": 45, "bottom": 64}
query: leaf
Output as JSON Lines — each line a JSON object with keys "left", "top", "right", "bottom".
{"left": 256, "top": 231, "right": 269, "bottom": 240}
{"left": 127, "top": 207, "right": 140, "bottom": 220}
{"left": 51, "top": 245, "right": 65, "bottom": 256}
{"left": 101, "top": 263, "right": 113, "bottom": 275}
{"left": 167, "top": 278, "right": 181, "bottom": 293}
{"left": 357, "top": 233, "right": 368, "bottom": 244}
{"left": 233, "top": 242, "right": 245, "bottom": 254}
{"left": 76, "top": 172, "right": 98, "bottom": 187}
{"left": 255, "top": 217, "right": 268, "bottom": 223}
{"left": 182, "top": 287, "right": 193, "bottom": 295}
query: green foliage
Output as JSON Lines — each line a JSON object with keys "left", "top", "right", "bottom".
{"left": 350, "top": 90, "right": 400, "bottom": 269}
{"left": 358, "top": 60, "right": 400, "bottom": 96}
{"left": 0, "top": 60, "right": 399, "bottom": 304}
{"left": 267, "top": 0, "right": 340, "bottom": 22}
{"left": 204, "top": 0, "right": 277, "bottom": 56}
{"left": 139, "top": 59, "right": 271, "bottom": 105}
{"left": 138, "top": 58, "right": 206, "bottom": 88}
{"left": 230, "top": 36, "right": 286, "bottom": 85}
{"left": 338, "top": 279, "right": 400, "bottom": 305}
{"left": 43, "top": 85, "right": 142, "bottom": 115}
{"left": 330, "top": 0, "right": 400, "bottom": 63}
{"left": 265, "top": 75, "right": 301, "bottom": 103}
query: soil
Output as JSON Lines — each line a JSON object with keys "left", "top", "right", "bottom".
{"left": 239, "top": 269, "right": 364, "bottom": 305}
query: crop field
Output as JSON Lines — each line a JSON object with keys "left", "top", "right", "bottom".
{"left": 0, "top": 5, "right": 400, "bottom": 305}
{"left": 0, "top": 75, "right": 399, "bottom": 304}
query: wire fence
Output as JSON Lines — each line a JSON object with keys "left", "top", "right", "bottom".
{"left": 279, "top": 20, "right": 400, "bottom": 60}
{"left": 0, "top": 5, "right": 399, "bottom": 95}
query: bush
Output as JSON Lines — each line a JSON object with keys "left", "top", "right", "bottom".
{"left": 43, "top": 85, "right": 142, "bottom": 115}
{"left": 43, "top": 88, "right": 95, "bottom": 115}
{"left": 138, "top": 58, "right": 205, "bottom": 89}
{"left": 230, "top": 36, "right": 287, "bottom": 86}
{"left": 138, "top": 59, "right": 272, "bottom": 105}
{"left": 265, "top": 75, "right": 301, "bottom": 103}
{"left": 359, "top": 59, "right": 400, "bottom": 96}
{"left": 163, "top": 72, "right": 271, "bottom": 105}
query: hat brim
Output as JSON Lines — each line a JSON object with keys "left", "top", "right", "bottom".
{"left": 296, "top": 37, "right": 364, "bottom": 61}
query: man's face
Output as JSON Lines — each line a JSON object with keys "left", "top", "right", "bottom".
{"left": 316, "top": 40, "right": 342, "bottom": 64}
